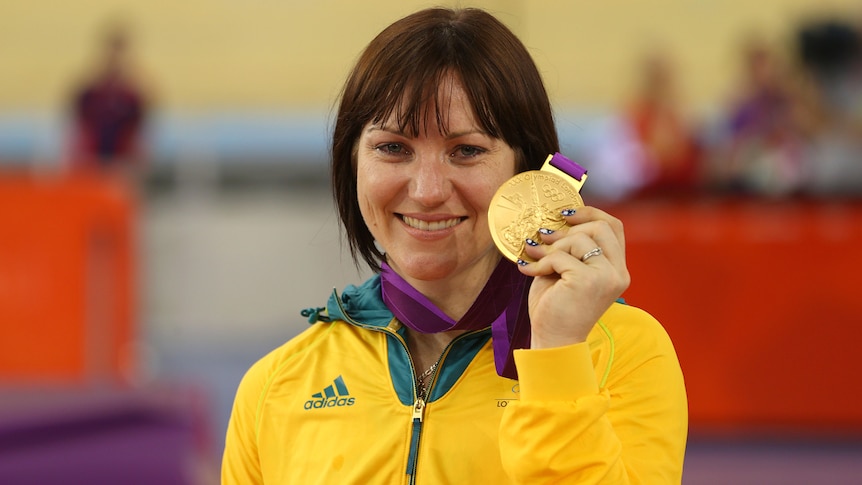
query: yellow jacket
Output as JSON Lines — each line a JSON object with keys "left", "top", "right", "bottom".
{"left": 222, "top": 275, "right": 687, "bottom": 484}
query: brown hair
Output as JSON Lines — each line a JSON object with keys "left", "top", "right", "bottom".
{"left": 331, "top": 7, "right": 559, "bottom": 271}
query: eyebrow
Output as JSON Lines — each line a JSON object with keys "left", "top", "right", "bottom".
{"left": 365, "top": 124, "right": 489, "bottom": 140}
{"left": 365, "top": 124, "right": 404, "bottom": 136}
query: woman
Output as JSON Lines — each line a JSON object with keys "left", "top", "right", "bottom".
{"left": 223, "top": 7, "right": 687, "bottom": 484}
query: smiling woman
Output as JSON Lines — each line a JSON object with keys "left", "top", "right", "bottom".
{"left": 355, "top": 75, "right": 516, "bottom": 291}
{"left": 332, "top": 9, "right": 560, "bottom": 275}
{"left": 222, "top": 7, "right": 687, "bottom": 484}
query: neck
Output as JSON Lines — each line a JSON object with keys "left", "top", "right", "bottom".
{"left": 392, "top": 255, "right": 501, "bottom": 321}
{"left": 405, "top": 327, "right": 466, "bottom": 384}
{"left": 407, "top": 327, "right": 466, "bottom": 355}
{"left": 379, "top": 256, "right": 531, "bottom": 379}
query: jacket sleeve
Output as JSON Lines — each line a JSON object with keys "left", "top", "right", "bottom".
{"left": 221, "top": 360, "right": 268, "bottom": 484}
{"left": 499, "top": 311, "right": 688, "bottom": 484}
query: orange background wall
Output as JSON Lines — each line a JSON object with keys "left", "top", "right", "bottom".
{"left": 0, "top": 175, "right": 135, "bottom": 384}
{"left": 614, "top": 197, "right": 862, "bottom": 432}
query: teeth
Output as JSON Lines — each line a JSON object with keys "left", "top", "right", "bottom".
{"left": 402, "top": 216, "right": 461, "bottom": 231}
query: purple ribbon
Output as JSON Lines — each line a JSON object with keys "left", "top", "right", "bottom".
{"left": 550, "top": 152, "right": 588, "bottom": 180}
{"left": 380, "top": 260, "right": 531, "bottom": 379}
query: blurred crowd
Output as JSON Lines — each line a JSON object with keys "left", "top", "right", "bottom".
{"left": 584, "top": 14, "right": 862, "bottom": 201}
{"left": 59, "top": 15, "right": 862, "bottom": 202}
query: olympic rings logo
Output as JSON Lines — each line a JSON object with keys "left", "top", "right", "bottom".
{"left": 542, "top": 184, "right": 565, "bottom": 202}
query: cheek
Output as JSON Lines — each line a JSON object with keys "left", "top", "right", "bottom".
{"left": 464, "top": 181, "right": 498, "bottom": 227}
{"left": 477, "top": 172, "right": 514, "bottom": 211}
{"left": 356, "top": 163, "right": 395, "bottom": 231}
{"left": 356, "top": 168, "right": 377, "bottom": 228}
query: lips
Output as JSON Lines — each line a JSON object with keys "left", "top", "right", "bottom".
{"left": 401, "top": 215, "right": 464, "bottom": 231}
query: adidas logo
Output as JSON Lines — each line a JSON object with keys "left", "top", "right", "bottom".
{"left": 304, "top": 375, "right": 356, "bottom": 410}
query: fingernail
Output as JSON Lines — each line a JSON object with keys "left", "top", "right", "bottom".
{"left": 516, "top": 259, "right": 528, "bottom": 266}
{"left": 525, "top": 238, "right": 539, "bottom": 247}
{"left": 561, "top": 209, "right": 576, "bottom": 216}
{"left": 538, "top": 228, "right": 554, "bottom": 235}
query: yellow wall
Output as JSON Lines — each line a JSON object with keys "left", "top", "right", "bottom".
{"left": 2, "top": 0, "right": 859, "bottom": 113}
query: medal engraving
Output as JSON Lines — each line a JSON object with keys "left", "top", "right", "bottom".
{"left": 489, "top": 163, "right": 586, "bottom": 263}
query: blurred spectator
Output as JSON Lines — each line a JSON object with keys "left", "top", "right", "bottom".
{"left": 581, "top": 49, "right": 702, "bottom": 202}
{"left": 577, "top": 114, "right": 649, "bottom": 202}
{"left": 68, "top": 22, "right": 149, "bottom": 178}
{"left": 712, "top": 36, "right": 807, "bottom": 196}
{"left": 794, "top": 17, "right": 862, "bottom": 195}
{"left": 623, "top": 48, "right": 703, "bottom": 197}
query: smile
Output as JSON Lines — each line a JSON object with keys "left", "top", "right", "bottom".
{"left": 401, "top": 215, "right": 464, "bottom": 231}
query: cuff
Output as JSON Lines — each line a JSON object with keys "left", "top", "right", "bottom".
{"left": 514, "top": 341, "right": 598, "bottom": 401}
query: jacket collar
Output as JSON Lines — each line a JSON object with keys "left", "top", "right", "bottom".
{"left": 326, "top": 274, "right": 394, "bottom": 328}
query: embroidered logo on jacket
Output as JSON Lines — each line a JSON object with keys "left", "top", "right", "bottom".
{"left": 304, "top": 375, "right": 356, "bottom": 410}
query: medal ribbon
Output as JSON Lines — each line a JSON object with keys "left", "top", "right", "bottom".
{"left": 380, "top": 260, "right": 530, "bottom": 379}
{"left": 549, "top": 152, "right": 587, "bottom": 180}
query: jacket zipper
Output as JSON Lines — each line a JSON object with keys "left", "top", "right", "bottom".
{"left": 334, "top": 300, "right": 425, "bottom": 483}
{"left": 401, "top": 332, "right": 482, "bottom": 485}
{"left": 331, "top": 294, "right": 485, "bottom": 484}
{"left": 406, "top": 397, "right": 425, "bottom": 485}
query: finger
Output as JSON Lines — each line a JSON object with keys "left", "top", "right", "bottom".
{"left": 537, "top": 220, "right": 624, "bottom": 267}
{"left": 521, "top": 224, "right": 629, "bottom": 288}
{"left": 520, "top": 231, "right": 609, "bottom": 276}
{"left": 558, "top": 206, "right": 626, "bottom": 251}
{"left": 519, "top": 240, "right": 609, "bottom": 279}
{"left": 521, "top": 232, "right": 630, "bottom": 298}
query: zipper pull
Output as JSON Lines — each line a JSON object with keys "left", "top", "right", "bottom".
{"left": 406, "top": 397, "right": 426, "bottom": 478}
{"left": 413, "top": 398, "right": 426, "bottom": 422}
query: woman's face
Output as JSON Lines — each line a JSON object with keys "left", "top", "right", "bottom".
{"left": 355, "top": 76, "right": 517, "bottom": 285}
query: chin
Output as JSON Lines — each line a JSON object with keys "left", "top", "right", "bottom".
{"left": 392, "top": 254, "right": 459, "bottom": 282}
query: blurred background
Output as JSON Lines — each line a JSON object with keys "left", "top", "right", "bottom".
{"left": 2, "top": 0, "right": 862, "bottom": 483}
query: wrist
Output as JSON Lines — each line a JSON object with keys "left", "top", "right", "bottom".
{"left": 529, "top": 328, "right": 589, "bottom": 349}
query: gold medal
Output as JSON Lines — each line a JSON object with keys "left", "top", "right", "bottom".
{"left": 488, "top": 153, "right": 588, "bottom": 263}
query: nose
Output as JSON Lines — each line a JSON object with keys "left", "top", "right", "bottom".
{"left": 409, "top": 153, "right": 452, "bottom": 207}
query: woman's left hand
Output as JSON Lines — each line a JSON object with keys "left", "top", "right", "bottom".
{"left": 517, "top": 206, "right": 630, "bottom": 349}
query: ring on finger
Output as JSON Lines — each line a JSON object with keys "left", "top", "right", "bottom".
{"left": 581, "top": 247, "right": 603, "bottom": 262}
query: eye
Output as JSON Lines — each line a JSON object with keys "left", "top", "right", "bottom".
{"left": 375, "top": 142, "right": 409, "bottom": 155}
{"left": 451, "top": 145, "right": 486, "bottom": 159}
